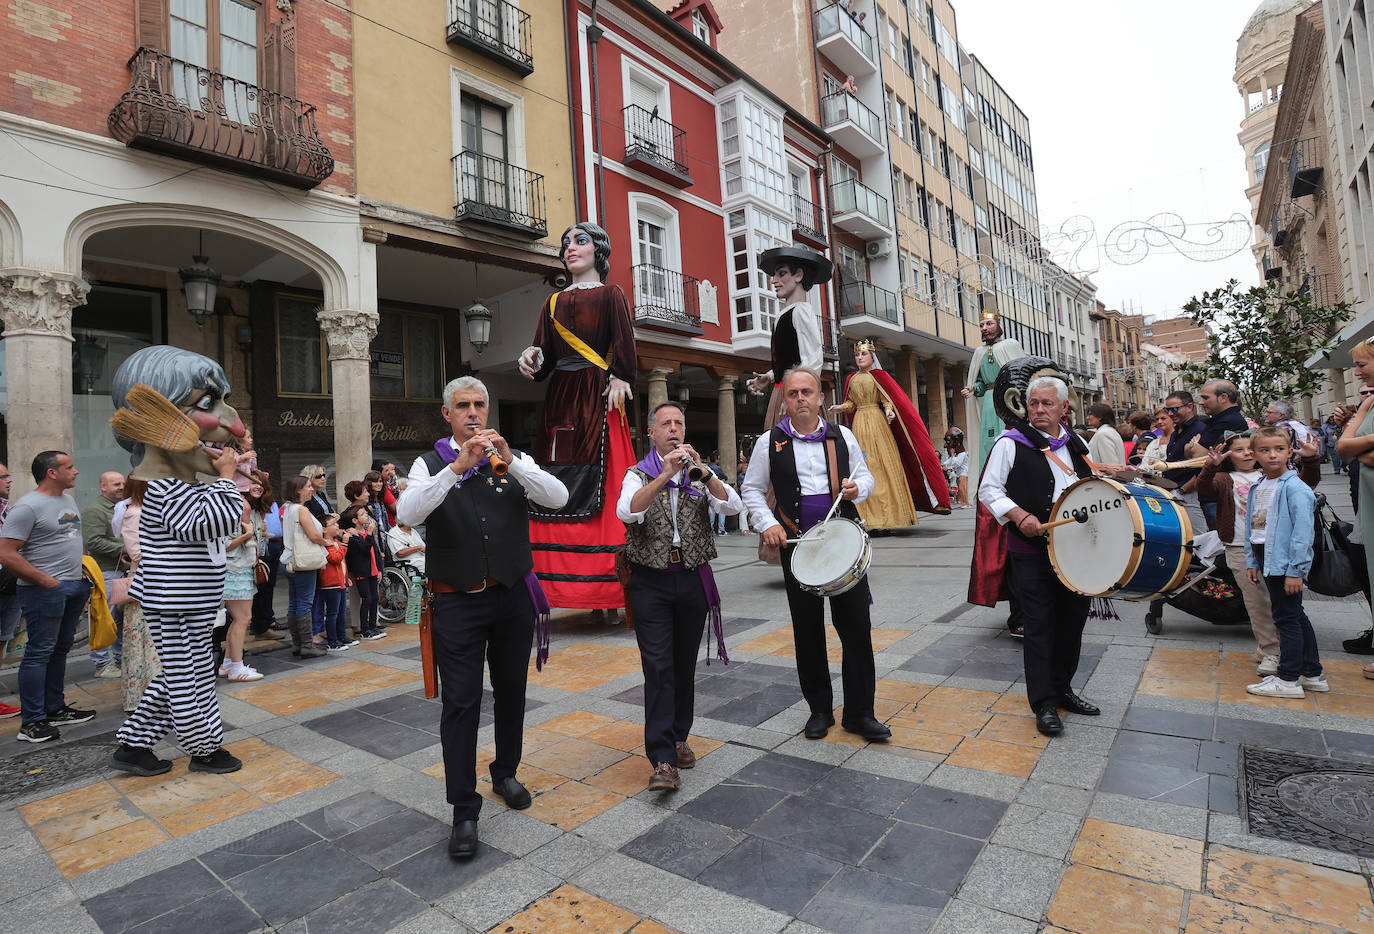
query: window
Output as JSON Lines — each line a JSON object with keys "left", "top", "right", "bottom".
{"left": 691, "top": 9, "right": 711, "bottom": 43}
{"left": 624, "top": 65, "right": 671, "bottom": 155}
{"left": 459, "top": 92, "right": 512, "bottom": 212}
{"left": 1252, "top": 141, "right": 1271, "bottom": 182}
{"left": 370, "top": 310, "right": 445, "bottom": 400}
{"left": 278, "top": 295, "right": 326, "bottom": 395}
{"left": 169, "top": 0, "right": 259, "bottom": 123}
{"left": 836, "top": 243, "right": 865, "bottom": 282}
{"left": 908, "top": 110, "right": 919, "bottom": 146}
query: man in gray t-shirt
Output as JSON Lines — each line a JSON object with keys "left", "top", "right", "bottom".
{"left": 0, "top": 452, "right": 95, "bottom": 742}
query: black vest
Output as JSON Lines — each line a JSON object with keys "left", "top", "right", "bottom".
{"left": 1003, "top": 439, "right": 1093, "bottom": 550}
{"left": 419, "top": 449, "right": 533, "bottom": 589}
{"left": 767, "top": 422, "right": 860, "bottom": 530}
{"left": 770, "top": 308, "right": 801, "bottom": 380}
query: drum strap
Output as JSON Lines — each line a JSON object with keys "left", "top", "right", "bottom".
{"left": 827, "top": 437, "right": 841, "bottom": 505}
{"left": 1043, "top": 447, "right": 1099, "bottom": 478}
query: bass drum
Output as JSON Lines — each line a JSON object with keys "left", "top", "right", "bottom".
{"left": 790, "top": 517, "right": 872, "bottom": 597}
{"left": 1047, "top": 477, "right": 1193, "bottom": 601}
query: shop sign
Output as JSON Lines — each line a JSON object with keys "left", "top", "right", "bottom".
{"left": 276, "top": 409, "right": 421, "bottom": 443}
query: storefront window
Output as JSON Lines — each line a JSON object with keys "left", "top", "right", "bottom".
{"left": 277, "top": 295, "right": 326, "bottom": 395}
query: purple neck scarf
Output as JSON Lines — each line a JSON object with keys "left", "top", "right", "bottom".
{"left": 1004, "top": 428, "right": 1070, "bottom": 451}
{"left": 778, "top": 416, "right": 826, "bottom": 442}
{"left": 432, "top": 437, "right": 553, "bottom": 670}
{"left": 635, "top": 447, "right": 704, "bottom": 497}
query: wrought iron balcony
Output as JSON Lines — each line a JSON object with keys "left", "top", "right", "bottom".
{"left": 813, "top": 3, "right": 875, "bottom": 76}
{"left": 446, "top": 0, "right": 533, "bottom": 76}
{"left": 108, "top": 47, "right": 333, "bottom": 189}
{"left": 820, "top": 93, "right": 885, "bottom": 158}
{"left": 452, "top": 152, "right": 547, "bottom": 238}
{"left": 792, "top": 193, "right": 827, "bottom": 249}
{"left": 1288, "top": 136, "right": 1323, "bottom": 198}
{"left": 631, "top": 264, "right": 702, "bottom": 335}
{"left": 622, "top": 105, "right": 691, "bottom": 186}
{"left": 838, "top": 280, "right": 900, "bottom": 326}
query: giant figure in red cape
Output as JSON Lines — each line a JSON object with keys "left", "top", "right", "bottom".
{"left": 517, "top": 222, "right": 637, "bottom": 610}
{"left": 831, "top": 340, "right": 950, "bottom": 527}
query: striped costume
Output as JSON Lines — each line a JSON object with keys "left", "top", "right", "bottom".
{"left": 116, "top": 478, "right": 243, "bottom": 756}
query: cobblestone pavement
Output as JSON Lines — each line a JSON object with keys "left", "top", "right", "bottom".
{"left": 1, "top": 472, "right": 1372, "bottom": 932}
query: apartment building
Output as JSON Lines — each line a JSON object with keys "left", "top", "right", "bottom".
{"left": 1045, "top": 260, "right": 1102, "bottom": 414}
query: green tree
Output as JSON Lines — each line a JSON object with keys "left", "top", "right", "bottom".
{"left": 1174, "top": 279, "right": 1351, "bottom": 417}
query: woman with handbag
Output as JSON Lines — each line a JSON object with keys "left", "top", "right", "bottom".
{"left": 115, "top": 477, "right": 161, "bottom": 711}
{"left": 1335, "top": 339, "right": 1374, "bottom": 678}
{"left": 219, "top": 474, "right": 271, "bottom": 681}
{"left": 281, "top": 475, "right": 328, "bottom": 658}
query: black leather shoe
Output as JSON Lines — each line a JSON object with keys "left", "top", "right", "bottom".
{"left": 803, "top": 713, "right": 835, "bottom": 739}
{"left": 841, "top": 716, "right": 892, "bottom": 741}
{"left": 493, "top": 776, "right": 532, "bottom": 809}
{"left": 449, "top": 820, "right": 478, "bottom": 859}
{"left": 1035, "top": 707, "right": 1064, "bottom": 736}
{"left": 1059, "top": 692, "right": 1100, "bottom": 716}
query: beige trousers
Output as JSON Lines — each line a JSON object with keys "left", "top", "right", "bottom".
{"left": 1224, "top": 544, "right": 1279, "bottom": 657}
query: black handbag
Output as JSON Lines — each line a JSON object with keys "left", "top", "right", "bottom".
{"left": 1309, "top": 496, "right": 1362, "bottom": 597}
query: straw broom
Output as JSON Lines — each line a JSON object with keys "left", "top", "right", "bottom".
{"left": 109, "top": 384, "right": 201, "bottom": 452}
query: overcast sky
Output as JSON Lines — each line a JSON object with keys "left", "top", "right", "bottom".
{"left": 953, "top": 0, "right": 1267, "bottom": 322}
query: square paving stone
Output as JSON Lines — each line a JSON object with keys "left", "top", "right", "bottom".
{"left": 386, "top": 839, "right": 511, "bottom": 902}
{"left": 200, "top": 820, "right": 322, "bottom": 879}
{"left": 861, "top": 822, "right": 983, "bottom": 893}
{"left": 303, "top": 710, "right": 438, "bottom": 760}
{"left": 696, "top": 835, "right": 841, "bottom": 916}
{"left": 243, "top": 655, "right": 302, "bottom": 676}
{"left": 708, "top": 693, "right": 791, "bottom": 727}
{"left": 334, "top": 808, "right": 451, "bottom": 870}
{"left": 1111, "top": 731, "right": 1202, "bottom": 769}
{"left": 953, "top": 661, "right": 1023, "bottom": 681}
{"left": 809, "top": 769, "right": 917, "bottom": 817}
{"left": 679, "top": 782, "right": 787, "bottom": 830}
{"left": 1213, "top": 716, "right": 1328, "bottom": 757}
{"left": 295, "top": 878, "right": 427, "bottom": 933}
{"left": 1098, "top": 758, "right": 1209, "bottom": 808}
{"left": 85, "top": 861, "right": 225, "bottom": 933}
{"left": 298, "top": 791, "right": 409, "bottom": 840}
{"left": 749, "top": 794, "right": 893, "bottom": 864}
{"left": 392, "top": 645, "right": 424, "bottom": 661}
{"left": 894, "top": 785, "right": 1008, "bottom": 840}
{"left": 1121, "top": 706, "right": 1214, "bottom": 741}
{"left": 1325, "top": 729, "right": 1374, "bottom": 762}
{"left": 731, "top": 752, "right": 834, "bottom": 794}
{"left": 899, "top": 655, "right": 966, "bottom": 676}
{"left": 1208, "top": 774, "right": 1239, "bottom": 814}
{"left": 799, "top": 866, "right": 946, "bottom": 934}
{"left": 124, "top": 889, "right": 264, "bottom": 934}
{"left": 356, "top": 693, "right": 442, "bottom": 733}
{"left": 1197, "top": 740, "right": 1239, "bottom": 776}
{"left": 611, "top": 685, "right": 645, "bottom": 706}
{"left": 228, "top": 841, "right": 379, "bottom": 926}
{"left": 695, "top": 675, "right": 765, "bottom": 699}
{"left": 619, "top": 812, "right": 743, "bottom": 879}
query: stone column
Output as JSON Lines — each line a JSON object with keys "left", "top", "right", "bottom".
{"left": 717, "top": 375, "right": 738, "bottom": 483}
{"left": 317, "top": 308, "right": 379, "bottom": 500}
{"left": 0, "top": 269, "right": 89, "bottom": 496}
{"left": 923, "top": 357, "right": 948, "bottom": 441}
{"left": 647, "top": 366, "right": 673, "bottom": 412}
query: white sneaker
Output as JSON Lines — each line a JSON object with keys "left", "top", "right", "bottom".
{"left": 217, "top": 661, "right": 232, "bottom": 679}
{"left": 1246, "top": 675, "right": 1304, "bottom": 698}
{"left": 95, "top": 663, "right": 122, "bottom": 680}
{"left": 225, "top": 662, "right": 264, "bottom": 682}
{"left": 1299, "top": 674, "right": 1330, "bottom": 693}
{"left": 1256, "top": 655, "right": 1279, "bottom": 676}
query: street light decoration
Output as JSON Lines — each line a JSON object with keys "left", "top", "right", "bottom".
{"left": 179, "top": 231, "right": 222, "bottom": 327}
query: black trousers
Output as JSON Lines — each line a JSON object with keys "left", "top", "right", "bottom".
{"left": 629, "top": 565, "right": 707, "bottom": 767}
{"left": 781, "top": 550, "right": 875, "bottom": 720}
{"left": 1008, "top": 551, "right": 1090, "bottom": 712}
{"left": 431, "top": 584, "right": 534, "bottom": 821}
{"left": 250, "top": 537, "right": 284, "bottom": 633}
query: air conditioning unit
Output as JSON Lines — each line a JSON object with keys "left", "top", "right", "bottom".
{"left": 865, "top": 237, "right": 892, "bottom": 259}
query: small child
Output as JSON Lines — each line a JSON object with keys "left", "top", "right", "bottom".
{"left": 942, "top": 429, "right": 969, "bottom": 508}
{"left": 341, "top": 505, "right": 386, "bottom": 641}
{"left": 317, "top": 515, "right": 353, "bottom": 652}
{"left": 1243, "top": 427, "right": 1329, "bottom": 698}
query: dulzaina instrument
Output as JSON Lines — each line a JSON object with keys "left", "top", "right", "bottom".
{"left": 485, "top": 445, "right": 509, "bottom": 476}
{"left": 1047, "top": 476, "right": 1193, "bottom": 601}
{"left": 671, "top": 442, "right": 711, "bottom": 483}
{"left": 786, "top": 490, "right": 872, "bottom": 597}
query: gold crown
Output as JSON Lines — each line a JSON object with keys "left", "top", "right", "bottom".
{"left": 854, "top": 339, "right": 877, "bottom": 354}
{"left": 979, "top": 309, "right": 1001, "bottom": 323}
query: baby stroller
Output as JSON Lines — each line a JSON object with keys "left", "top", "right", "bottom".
{"left": 1142, "top": 531, "right": 1250, "bottom": 634}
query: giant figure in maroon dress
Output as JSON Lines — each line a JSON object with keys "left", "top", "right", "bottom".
{"left": 518, "top": 222, "right": 638, "bottom": 610}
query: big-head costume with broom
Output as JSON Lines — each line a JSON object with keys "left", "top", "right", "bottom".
{"left": 107, "top": 346, "right": 252, "bottom": 777}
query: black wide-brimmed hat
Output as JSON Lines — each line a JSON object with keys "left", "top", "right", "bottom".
{"left": 757, "top": 246, "right": 833, "bottom": 285}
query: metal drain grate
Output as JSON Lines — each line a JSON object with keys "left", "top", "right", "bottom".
{"left": 1241, "top": 745, "right": 1374, "bottom": 858}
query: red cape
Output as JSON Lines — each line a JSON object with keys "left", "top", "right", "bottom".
{"left": 529, "top": 408, "right": 633, "bottom": 609}
{"left": 967, "top": 499, "right": 1010, "bottom": 606}
{"left": 843, "top": 368, "right": 951, "bottom": 514}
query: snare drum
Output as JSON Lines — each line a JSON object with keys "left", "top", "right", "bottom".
{"left": 1047, "top": 477, "right": 1193, "bottom": 601}
{"left": 789, "top": 517, "right": 872, "bottom": 596}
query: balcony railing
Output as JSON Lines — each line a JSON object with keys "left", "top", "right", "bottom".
{"left": 813, "top": 3, "right": 875, "bottom": 71}
{"left": 631, "top": 265, "right": 702, "bottom": 334}
{"left": 820, "top": 92, "right": 883, "bottom": 143}
{"left": 108, "top": 47, "right": 333, "bottom": 189}
{"left": 830, "top": 178, "right": 890, "bottom": 229}
{"left": 452, "top": 152, "right": 547, "bottom": 238}
{"left": 446, "top": 0, "right": 533, "bottom": 76}
{"left": 838, "top": 280, "right": 900, "bottom": 325}
{"left": 1288, "top": 136, "right": 1323, "bottom": 198}
{"left": 792, "top": 193, "right": 827, "bottom": 246}
{"left": 622, "top": 105, "right": 690, "bottom": 185}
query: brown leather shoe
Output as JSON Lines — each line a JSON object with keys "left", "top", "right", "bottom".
{"left": 675, "top": 741, "right": 696, "bottom": 769}
{"left": 647, "top": 762, "right": 681, "bottom": 791}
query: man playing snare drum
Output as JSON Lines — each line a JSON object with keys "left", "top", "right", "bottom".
{"left": 977, "top": 376, "right": 1101, "bottom": 737}
{"left": 741, "top": 368, "right": 888, "bottom": 742}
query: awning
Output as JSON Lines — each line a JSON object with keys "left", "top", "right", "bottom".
{"left": 1305, "top": 299, "right": 1374, "bottom": 369}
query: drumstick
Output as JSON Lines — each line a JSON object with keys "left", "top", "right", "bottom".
{"left": 1143, "top": 455, "right": 1209, "bottom": 472}
{"left": 1041, "top": 513, "right": 1090, "bottom": 532}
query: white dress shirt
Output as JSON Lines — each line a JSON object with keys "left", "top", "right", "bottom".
{"left": 740, "top": 422, "right": 874, "bottom": 533}
{"left": 617, "top": 467, "right": 744, "bottom": 544}
{"left": 386, "top": 524, "right": 426, "bottom": 575}
{"left": 396, "top": 438, "right": 568, "bottom": 531}
{"left": 978, "top": 427, "right": 1080, "bottom": 524}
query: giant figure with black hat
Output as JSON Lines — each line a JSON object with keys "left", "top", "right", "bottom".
{"left": 746, "top": 246, "right": 833, "bottom": 428}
